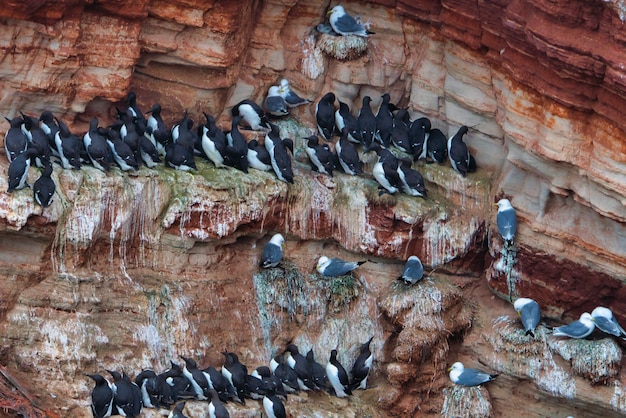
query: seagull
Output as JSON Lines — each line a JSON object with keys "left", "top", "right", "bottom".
{"left": 327, "top": 5, "right": 374, "bottom": 37}
{"left": 591, "top": 307, "right": 626, "bottom": 338}
{"left": 316, "top": 256, "right": 365, "bottom": 277}
{"left": 552, "top": 312, "right": 595, "bottom": 339}
{"left": 496, "top": 198, "right": 517, "bottom": 247}
{"left": 264, "top": 86, "right": 289, "bottom": 117}
{"left": 513, "top": 297, "right": 540, "bottom": 337}
{"left": 398, "top": 256, "right": 424, "bottom": 285}
{"left": 261, "top": 233, "right": 285, "bottom": 269}
{"left": 278, "top": 79, "right": 310, "bottom": 107}
{"left": 448, "top": 362, "right": 498, "bottom": 387}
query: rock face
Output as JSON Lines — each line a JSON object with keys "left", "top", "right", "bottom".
{"left": 0, "top": 0, "right": 626, "bottom": 417}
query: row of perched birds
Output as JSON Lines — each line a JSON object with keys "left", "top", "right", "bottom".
{"left": 87, "top": 339, "right": 374, "bottom": 418}
{"left": 447, "top": 300, "right": 626, "bottom": 387}
{"left": 4, "top": 81, "right": 478, "bottom": 207}
{"left": 447, "top": 202, "right": 626, "bottom": 386}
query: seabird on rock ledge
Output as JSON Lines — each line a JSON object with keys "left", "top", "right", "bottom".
{"left": 448, "top": 362, "right": 498, "bottom": 387}
{"left": 328, "top": 5, "right": 374, "bottom": 37}
{"left": 496, "top": 198, "right": 517, "bottom": 247}
{"left": 278, "top": 79, "right": 310, "bottom": 107}
{"left": 261, "top": 233, "right": 285, "bottom": 268}
{"left": 316, "top": 256, "right": 365, "bottom": 277}
{"left": 591, "top": 306, "right": 626, "bottom": 338}
{"left": 398, "top": 256, "right": 424, "bottom": 285}
{"left": 513, "top": 297, "right": 540, "bottom": 337}
{"left": 552, "top": 312, "right": 595, "bottom": 339}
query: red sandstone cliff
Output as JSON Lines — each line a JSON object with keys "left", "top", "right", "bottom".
{"left": 1, "top": 0, "right": 626, "bottom": 417}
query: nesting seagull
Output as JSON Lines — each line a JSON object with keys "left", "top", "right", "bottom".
{"left": 496, "top": 198, "right": 517, "bottom": 247}
{"left": 316, "top": 256, "right": 365, "bottom": 277}
{"left": 328, "top": 5, "right": 373, "bottom": 37}
{"left": 591, "top": 307, "right": 626, "bottom": 338}
{"left": 513, "top": 297, "right": 540, "bottom": 337}
{"left": 552, "top": 312, "right": 595, "bottom": 339}
{"left": 261, "top": 233, "right": 285, "bottom": 269}
{"left": 264, "top": 86, "right": 289, "bottom": 117}
{"left": 278, "top": 79, "right": 310, "bottom": 107}
{"left": 398, "top": 255, "right": 424, "bottom": 285}
{"left": 448, "top": 362, "right": 498, "bottom": 387}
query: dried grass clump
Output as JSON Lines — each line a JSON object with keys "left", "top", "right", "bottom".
{"left": 442, "top": 385, "right": 493, "bottom": 418}
{"left": 317, "top": 33, "right": 368, "bottom": 61}
{"left": 549, "top": 337, "right": 622, "bottom": 384}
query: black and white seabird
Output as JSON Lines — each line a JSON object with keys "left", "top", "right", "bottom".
{"left": 371, "top": 144, "right": 402, "bottom": 195}
{"left": 591, "top": 307, "right": 626, "bottom": 338}
{"left": 552, "top": 312, "right": 595, "bottom": 339}
{"left": 326, "top": 349, "right": 351, "bottom": 397}
{"left": 247, "top": 139, "right": 273, "bottom": 172}
{"left": 4, "top": 115, "right": 28, "bottom": 162}
{"left": 169, "top": 401, "right": 189, "bottom": 418}
{"left": 336, "top": 128, "right": 363, "bottom": 175}
{"left": 107, "top": 369, "right": 142, "bottom": 417}
{"left": 335, "top": 101, "right": 361, "bottom": 143}
{"left": 265, "top": 123, "right": 294, "bottom": 183}
{"left": 398, "top": 256, "right": 424, "bottom": 285}
{"left": 86, "top": 373, "right": 114, "bottom": 418}
{"left": 305, "top": 135, "right": 336, "bottom": 176}
{"left": 39, "top": 110, "right": 60, "bottom": 157}
{"left": 306, "top": 349, "right": 327, "bottom": 391}
{"left": 33, "top": 161, "right": 55, "bottom": 208}
{"left": 391, "top": 109, "right": 412, "bottom": 154}
{"left": 264, "top": 86, "right": 289, "bottom": 117}
{"left": 171, "top": 111, "right": 196, "bottom": 152}
{"left": 107, "top": 129, "right": 140, "bottom": 171}
{"left": 316, "top": 256, "right": 366, "bottom": 277}
{"left": 375, "top": 94, "right": 394, "bottom": 148}
{"left": 20, "top": 112, "right": 50, "bottom": 168}
{"left": 134, "top": 369, "right": 161, "bottom": 409}
{"left": 54, "top": 118, "right": 82, "bottom": 169}
{"left": 201, "top": 365, "right": 237, "bottom": 404}
{"left": 200, "top": 112, "right": 227, "bottom": 168}
{"left": 7, "top": 147, "right": 38, "bottom": 193}
{"left": 424, "top": 127, "right": 447, "bottom": 163}
{"left": 252, "top": 366, "right": 286, "bottom": 398}
{"left": 357, "top": 96, "right": 376, "bottom": 149}
{"left": 225, "top": 115, "right": 249, "bottom": 173}
{"left": 222, "top": 351, "right": 248, "bottom": 405}
{"left": 448, "top": 362, "right": 498, "bottom": 387}
{"left": 408, "top": 117, "right": 430, "bottom": 161}
{"left": 270, "top": 354, "right": 300, "bottom": 393}
{"left": 145, "top": 103, "right": 171, "bottom": 156}
{"left": 513, "top": 298, "right": 541, "bottom": 337}
{"left": 261, "top": 233, "right": 285, "bottom": 268}
{"left": 350, "top": 337, "right": 373, "bottom": 390}
{"left": 208, "top": 389, "right": 230, "bottom": 418}
{"left": 244, "top": 372, "right": 267, "bottom": 400}
{"left": 278, "top": 79, "right": 310, "bottom": 108}
{"left": 83, "top": 118, "right": 111, "bottom": 172}
{"left": 397, "top": 158, "right": 427, "bottom": 197}
{"left": 232, "top": 99, "right": 269, "bottom": 131}
{"left": 126, "top": 91, "right": 147, "bottom": 125}
{"left": 328, "top": 5, "right": 374, "bottom": 37}
{"left": 496, "top": 198, "right": 517, "bottom": 247}
{"left": 316, "top": 92, "right": 336, "bottom": 141}
{"left": 138, "top": 127, "right": 162, "bottom": 168}
{"left": 447, "top": 125, "right": 471, "bottom": 176}
{"left": 263, "top": 391, "right": 287, "bottom": 418}
{"left": 284, "top": 344, "right": 315, "bottom": 391}
{"left": 163, "top": 361, "right": 195, "bottom": 402}
{"left": 180, "top": 355, "right": 210, "bottom": 400}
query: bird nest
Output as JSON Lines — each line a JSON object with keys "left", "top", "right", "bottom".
{"left": 316, "top": 32, "right": 368, "bottom": 61}
{"left": 442, "top": 385, "right": 493, "bottom": 418}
